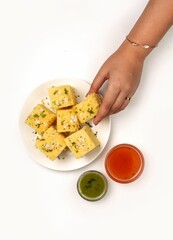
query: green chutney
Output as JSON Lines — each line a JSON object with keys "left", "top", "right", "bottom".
{"left": 77, "top": 170, "right": 108, "bottom": 201}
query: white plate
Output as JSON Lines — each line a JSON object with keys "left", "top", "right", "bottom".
{"left": 19, "top": 78, "right": 111, "bottom": 171}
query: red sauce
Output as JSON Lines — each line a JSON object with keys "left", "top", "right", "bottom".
{"left": 105, "top": 144, "right": 144, "bottom": 183}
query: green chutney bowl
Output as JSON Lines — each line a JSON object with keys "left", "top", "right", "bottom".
{"left": 77, "top": 170, "right": 108, "bottom": 201}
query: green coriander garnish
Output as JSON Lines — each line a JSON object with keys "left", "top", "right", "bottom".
{"left": 64, "top": 88, "right": 68, "bottom": 94}
{"left": 40, "top": 110, "right": 46, "bottom": 118}
{"left": 87, "top": 108, "right": 94, "bottom": 114}
{"left": 61, "top": 120, "right": 65, "bottom": 125}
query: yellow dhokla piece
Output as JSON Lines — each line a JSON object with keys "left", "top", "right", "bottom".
{"left": 35, "top": 126, "right": 66, "bottom": 160}
{"left": 75, "top": 93, "right": 102, "bottom": 123}
{"left": 48, "top": 85, "right": 76, "bottom": 110}
{"left": 57, "top": 108, "right": 80, "bottom": 133}
{"left": 65, "top": 125, "right": 100, "bottom": 158}
{"left": 25, "top": 104, "right": 56, "bottom": 134}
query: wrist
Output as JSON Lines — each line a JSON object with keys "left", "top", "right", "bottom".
{"left": 126, "top": 36, "right": 157, "bottom": 50}
{"left": 118, "top": 39, "right": 153, "bottom": 62}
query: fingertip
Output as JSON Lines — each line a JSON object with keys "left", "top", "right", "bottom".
{"left": 93, "top": 119, "right": 99, "bottom": 126}
{"left": 93, "top": 115, "right": 102, "bottom": 125}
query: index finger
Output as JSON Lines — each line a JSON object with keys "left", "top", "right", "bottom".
{"left": 94, "top": 81, "right": 120, "bottom": 125}
{"left": 87, "top": 69, "right": 108, "bottom": 95}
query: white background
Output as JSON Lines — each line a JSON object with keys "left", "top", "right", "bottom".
{"left": 1, "top": 0, "right": 173, "bottom": 239}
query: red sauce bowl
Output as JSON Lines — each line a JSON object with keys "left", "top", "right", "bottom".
{"left": 105, "top": 144, "right": 144, "bottom": 183}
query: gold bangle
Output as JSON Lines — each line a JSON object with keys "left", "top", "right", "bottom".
{"left": 126, "top": 36, "right": 157, "bottom": 49}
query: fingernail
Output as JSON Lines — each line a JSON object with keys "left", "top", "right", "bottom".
{"left": 94, "top": 119, "right": 99, "bottom": 125}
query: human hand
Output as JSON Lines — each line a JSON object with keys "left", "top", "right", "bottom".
{"left": 88, "top": 42, "right": 145, "bottom": 125}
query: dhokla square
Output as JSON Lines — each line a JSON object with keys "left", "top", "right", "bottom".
{"left": 75, "top": 93, "right": 102, "bottom": 123}
{"left": 65, "top": 125, "right": 100, "bottom": 158}
{"left": 57, "top": 108, "right": 80, "bottom": 133}
{"left": 35, "top": 126, "right": 66, "bottom": 160}
{"left": 48, "top": 85, "right": 76, "bottom": 110}
{"left": 25, "top": 104, "right": 56, "bottom": 134}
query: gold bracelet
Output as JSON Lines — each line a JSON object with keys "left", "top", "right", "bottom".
{"left": 126, "top": 36, "right": 157, "bottom": 49}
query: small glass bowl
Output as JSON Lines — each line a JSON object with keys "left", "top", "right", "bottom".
{"left": 77, "top": 170, "right": 108, "bottom": 201}
{"left": 105, "top": 144, "right": 144, "bottom": 183}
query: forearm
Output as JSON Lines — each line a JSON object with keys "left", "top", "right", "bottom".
{"left": 124, "top": 0, "right": 173, "bottom": 60}
{"left": 89, "top": 0, "right": 173, "bottom": 122}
